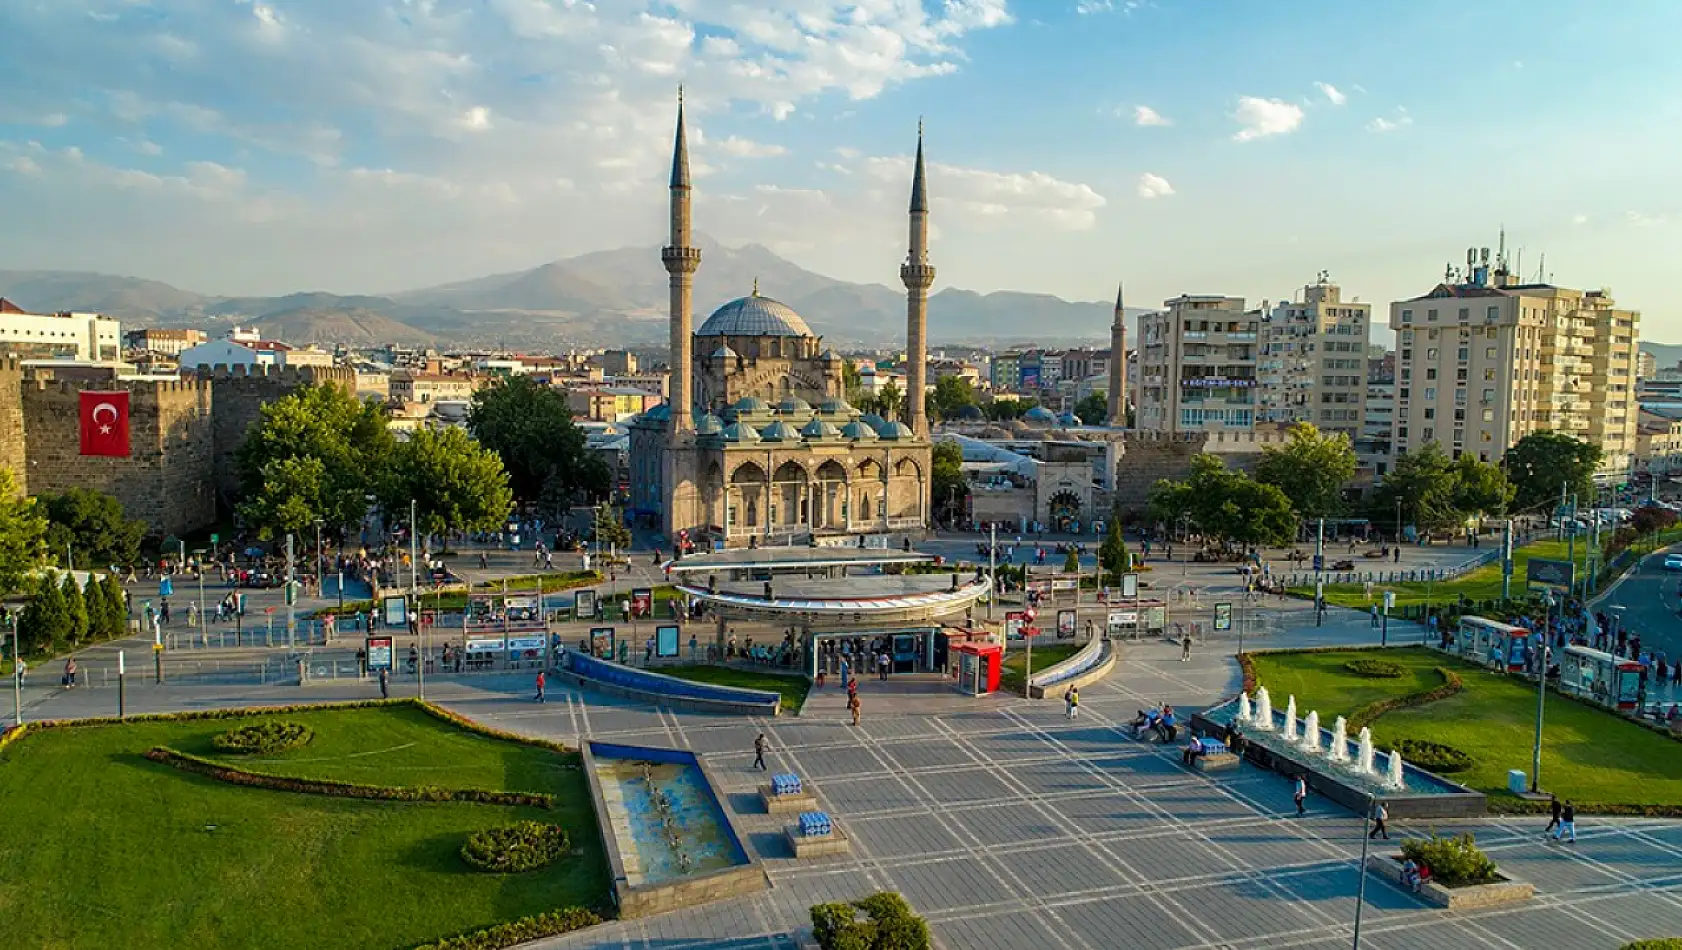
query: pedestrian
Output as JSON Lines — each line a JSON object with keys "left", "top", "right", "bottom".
{"left": 752, "top": 732, "right": 768, "bottom": 771}
{"left": 878, "top": 651, "right": 890, "bottom": 681}
{"left": 534, "top": 670, "right": 547, "bottom": 703}
{"left": 1293, "top": 775, "right": 1307, "bottom": 816}
{"left": 839, "top": 658, "right": 850, "bottom": 687}
{"left": 1544, "top": 794, "right": 1562, "bottom": 835}
{"left": 847, "top": 692, "right": 861, "bottom": 727}
{"left": 378, "top": 667, "right": 389, "bottom": 699}
{"left": 815, "top": 666, "right": 826, "bottom": 689}
{"left": 1369, "top": 801, "right": 1390, "bottom": 839}
{"left": 1552, "top": 800, "right": 1576, "bottom": 843}
{"left": 1064, "top": 685, "right": 1080, "bottom": 719}
{"left": 1181, "top": 635, "right": 1192, "bottom": 662}
{"left": 1371, "top": 604, "right": 1380, "bottom": 629}
{"left": 62, "top": 657, "right": 77, "bottom": 688}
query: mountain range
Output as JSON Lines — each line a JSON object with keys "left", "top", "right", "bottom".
{"left": 0, "top": 235, "right": 1142, "bottom": 351}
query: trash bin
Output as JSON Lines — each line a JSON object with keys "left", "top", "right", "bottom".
{"left": 1507, "top": 769, "right": 1526, "bottom": 795}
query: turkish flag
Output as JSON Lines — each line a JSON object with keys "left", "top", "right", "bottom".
{"left": 79, "top": 391, "right": 131, "bottom": 457}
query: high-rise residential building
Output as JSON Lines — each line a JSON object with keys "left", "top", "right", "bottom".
{"left": 1134, "top": 295, "right": 1258, "bottom": 433}
{"left": 1637, "top": 349, "right": 1656, "bottom": 380}
{"left": 1389, "top": 245, "right": 1641, "bottom": 474}
{"left": 1257, "top": 273, "right": 1371, "bottom": 441}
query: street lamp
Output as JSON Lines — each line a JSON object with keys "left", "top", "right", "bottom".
{"left": 1530, "top": 590, "right": 1554, "bottom": 794}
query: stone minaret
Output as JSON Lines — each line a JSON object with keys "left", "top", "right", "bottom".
{"left": 661, "top": 89, "right": 701, "bottom": 433}
{"left": 900, "top": 123, "right": 934, "bottom": 439}
{"left": 1107, "top": 281, "right": 1127, "bottom": 427}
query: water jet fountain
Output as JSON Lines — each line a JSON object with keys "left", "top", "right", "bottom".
{"left": 1357, "top": 727, "right": 1376, "bottom": 775}
{"left": 1301, "top": 711, "right": 1321, "bottom": 754}
{"left": 1236, "top": 692, "right": 1252, "bottom": 724}
{"left": 1254, "top": 687, "right": 1273, "bottom": 730}
{"left": 1329, "top": 717, "right": 1349, "bottom": 763}
{"left": 1387, "top": 749, "right": 1406, "bottom": 790}
{"left": 1282, "top": 696, "right": 1299, "bottom": 742}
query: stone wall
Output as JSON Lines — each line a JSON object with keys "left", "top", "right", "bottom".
{"left": 195, "top": 363, "right": 357, "bottom": 503}
{"left": 0, "top": 357, "right": 27, "bottom": 492}
{"left": 1110, "top": 431, "right": 1268, "bottom": 516}
{"left": 22, "top": 377, "right": 216, "bottom": 538}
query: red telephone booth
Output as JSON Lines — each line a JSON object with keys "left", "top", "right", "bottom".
{"left": 953, "top": 641, "right": 1002, "bottom": 696}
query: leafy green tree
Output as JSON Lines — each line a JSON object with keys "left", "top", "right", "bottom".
{"left": 932, "top": 441, "right": 965, "bottom": 521}
{"left": 238, "top": 456, "right": 329, "bottom": 543}
{"left": 101, "top": 574, "right": 130, "bottom": 638}
{"left": 876, "top": 380, "right": 903, "bottom": 421}
{"left": 930, "top": 376, "right": 978, "bottom": 420}
{"left": 593, "top": 503, "right": 632, "bottom": 550}
{"left": 1503, "top": 431, "right": 1602, "bottom": 513}
{"left": 379, "top": 427, "right": 515, "bottom": 541}
{"left": 0, "top": 468, "right": 47, "bottom": 594}
{"left": 1148, "top": 454, "right": 1296, "bottom": 547}
{"left": 235, "top": 383, "right": 394, "bottom": 535}
{"left": 1450, "top": 452, "right": 1513, "bottom": 520}
{"left": 984, "top": 398, "right": 1034, "bottom": 422}
{"left": 842, "top": 360, "right": 866, "bottom": 405}
{"left": 1062, "top": 547, "right": 1080, "bottom": 574}
{"left": 61, "top": 573, "right": 88, "bottom": 645}
{"left": 38, "top": 488, "right": 146, "bottom": 570}
{"left": 20, "top": 572, "right": 71, "bottom": 653}
{"left": 80, "top": 575, "right": 115, "bottom": 642}
{"left": 1073, "top": 391, "right": 1108, "bottom": 426}
{"left": 1369, "top": 442, "right": 1463, "bottom": 535}
{"left": 1254, "top": 423, "right": 1357, "bottom": 520}
{"left": 1099, "top": 509, "right": 1130, "bottom": 583}
{"left": 468, "top": 375, "right": 610, "bottom": 511}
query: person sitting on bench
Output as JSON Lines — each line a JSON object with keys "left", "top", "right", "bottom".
{"left": 1130, "top": 707, "right": 1161, "bottom": 739}
{"left": 1182, "top": 736, "right": 1204, "bottom": 767}
{"left": 1154, "top": 706, "right": 1178, "bottom": 743}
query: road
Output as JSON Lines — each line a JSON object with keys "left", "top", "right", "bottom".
{"left": 1595, "top": 543, "right": 1682, "bottom": 662}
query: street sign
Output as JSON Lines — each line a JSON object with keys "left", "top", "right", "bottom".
{"left": 210, "top": 533, "right": 219, "bottom": 545}
{"left": 1312, "top": 554, "right": 1324, "bottom": 571}
{"left": 1383, "top": 590, "right": 1395, "bottom": 611}
{"left": 1213, "top": 603, "right": 1233, "bottom": 631}
{"left": 1525, "top": 558, "right": 1575, "bottom": 589}
{"left": 1121, "top": 573, "right": 1139, "bottom": 598}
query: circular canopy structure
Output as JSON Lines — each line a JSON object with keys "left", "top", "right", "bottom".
{"left": 696, "top": 293, "right": 814, "bottom": 338}
{"left": 675, "top": 574, "right": 991, "bottom": 626}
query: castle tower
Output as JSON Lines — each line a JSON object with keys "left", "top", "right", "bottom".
{"left": 900, "top": 122, "right": 935, "bottom": 439}
{"left": 1108, "top": 282, "right": 1127, "bottom": 427}
{"left": 661, "top": 89, "right": 701, "bottom": 433}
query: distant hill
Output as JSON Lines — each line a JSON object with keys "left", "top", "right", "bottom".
{"left": 1641, "top": 341, "right": 1682, "bottom": 372}
{"left": 0, "top": 270, "right": 206, "bottom": 322}
{"left": 249, "top": 307, "right": 438, "bottom": 347}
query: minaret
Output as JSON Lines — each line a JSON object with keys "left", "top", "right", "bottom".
{"left": 1107, "top": 282, "right": 1127, "bottom": 427}
{"left": 661, "top": 88, "right": 701, "bottom": 433}
{"left": 900, "top": 121, "right": 935, "bottom": 439}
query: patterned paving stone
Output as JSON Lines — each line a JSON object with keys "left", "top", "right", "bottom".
{"left": 889, "top": 855, "right": 1018, "bottom": 913}
{"left": 1052, "top": 894, "right": 1207, "bottom": 950}
{"left": 1098, "top": 832, "right": 1243, "bottom": 883}
{"left": 881, "top": 736, "right": 982, "bottom": 771}
{"left": 957, "top": 801, "right": 1081, "bottom": 848}
{"left": 912, "top": 766, "right": 1018, "bottom": 805}
{"left": 818, "top": 774, "right": 924, "bottom": 814}
{"left": 995, "top": 841, "right": 1131, "bottom": 898}
{"left": 932, "top": 907, "right": 1066, "bottom": 950}
{"left": 1051, "top": 791, "right": 1175, "bottom": 835}
{"left": 786, "top": 742, "right": 889, "bottom": 782}
{"left": 1159, "top": 878, "right": 1325, "bottom": 943}
{"left": 1272, "top": 864, "right": 1422, "bottom": 924}
{"left": 1460, "top": 905, "right": 1626, "bottom": 950}
{"left": 848, "top": 812, "right": 968, "bottom": 859}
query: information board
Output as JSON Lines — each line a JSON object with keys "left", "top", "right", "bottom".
{"left": 365, "top": 636, "right": 393, "bottom": 671}
{"left": 1214, "top": 602, "right": 1233, "bottom": 631}
{"left": 631, "top": 588, "right": 653, "bottom": 618}
{"left": 382, "top": 595, "right": 408, "bottom": 627}
{"left": 1056, "top": 609, "right": 1077, "bottom": 637}
{"left": 655, "top": 624, "right": 680, "bottom": 658}
{"left": 574, "top": 589, "right": 596, "bottom": 620}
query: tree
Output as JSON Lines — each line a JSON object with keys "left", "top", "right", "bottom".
{"left": 985, "top": 398, "right": 1034, "bottom": 422}
{"left": 876, "top": 380, "right": 903, "bottom": 421}
{"left": 1148, "top": 454, "right": 1296, "bottom": 547}
{"left": 930, "top": 376, "right": 977, "bottom": 420}
{"left": 1504, "top": 431, "right": 1602, "bottom": 514}
{"left": 1099, "top": 509, "right": 1130, "bottom": 583}
{"left": 101, "top": 574, "right": 130, "bottom": 639}
{"left": 1073, "top": 391, "right": 1108, "bottom": 426}
{"left": 931, "top": 441, "right": 965, "bottom": 522}
{"left": 80, "top": 574, "right": 116, "bottom": 642}
{"left": 842, "top": 361, "right": 868, "bottom": 407}
{"left": 378, "top": 427, "right": 515, "bottom": 541}
{"left": 37, "top": 488, "right": 146, "bottom": 570}
{"left": 1450, "top": 452, "right": 1513, "bottom": 521}
{"left": 1254, "top": 423, "right": 1357, "bottom": 520}
{"left": 1369, "top": 442, "right": 1463, "bottom": 536}
{"left": 235, "top": 383, "right": 395, "bottom": 536}
{"left": 1630, "top": 504, "right": 1679, "bottom": 537}
{"left": 1063, "top": 547, "right": 1080, "bottom": 574}
{"left": 61, "top": 572, "right": 88, "bottom": 645}
{"left": 468, "top": 375, "right": 610, "bottom": 512}
{"left": 593, "top": 503, "right": 631, "bottom": 550}
{"left": 0, "top": 468, "right": 47, "bottom": 594}
{"left": 239, "top": 456, "right": 330, "bottom": 542}
{"left": 19, "top": 573, "right": 70, "bottom": 653}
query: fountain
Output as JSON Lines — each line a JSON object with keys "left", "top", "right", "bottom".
{"left": 1357, "top": 727, "right": 1376, "bottom": 775}
{"left": 1329, "top": 717, "right": 1349, "bottom": 763}
{"left": 1282, "top": 696, "right": 1299, "bottom": 742}
{"left": 1300, "top": 711, "right": 1321, "bottom": 754}
{"left": 1387, "top": 749, "right": 1407, "bottom": 790}
{"left": 1254, "top": 687, "right": 1273, "bottom": 730}
{"left": 1236, "top": 692, "right": 1253, "bottom": 724}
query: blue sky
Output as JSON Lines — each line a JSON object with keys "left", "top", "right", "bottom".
{"left": 1, "top": 0, "right": 1678, "bottom": 339}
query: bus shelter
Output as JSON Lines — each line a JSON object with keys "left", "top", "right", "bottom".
{"left": 461, "top": 593, "right": 548, "bottom": 671}
{"left": 1104, "top": 599, "right": 1167, "bottom": 640}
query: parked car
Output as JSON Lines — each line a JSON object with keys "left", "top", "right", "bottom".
{"left": 1662, "top": 555, "right": 1682, "bottom": 572}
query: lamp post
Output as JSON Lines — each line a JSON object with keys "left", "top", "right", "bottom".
{"left": 1531, "top": 591, "right": 1553, "bottom": 794}
{"left": 314, "top": 518, "right": 325, "bottom": 606}
{"left": 117, "top": 650, "right": 126, "bottom": 719}
{"left": 11, "top": 632, "right": 22, "bottom": 727}
{"left": 1352, "top": 793, "right": 1376, "bottom": 949}
{"left": 987, "top": 522, "right": 997, "bottom": 621}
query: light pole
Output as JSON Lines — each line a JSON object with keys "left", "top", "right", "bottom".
{"left": 195, "top": 554, "right": 207, "bottom": 649}
{"left": 987, "top": 522, "right": 997, "bottom": 621}
{"left": 314, "top": 519, "right": 325, "bottom": 606}
{"left": 117, "top": 650, "right": 126, "bottom": 719}
{"left": 284, "top": 532, "right": 296, "bottom": 649}
{"left": 1531, "top": 591, "right": 1552, "bottom": 794}
{"left": 1352, "top": 793, "right": 1376, "bottom": 949}
{"left": 11, "top": 632, "right": 21, "bottom": 727}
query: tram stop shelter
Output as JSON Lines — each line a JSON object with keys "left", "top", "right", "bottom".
{"left": 666, "top": 546, "right": 992, "bottom": 681}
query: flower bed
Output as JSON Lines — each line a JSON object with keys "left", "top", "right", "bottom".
{"left": 1396, "top": 738, "right": 1474, "bottom": 774}
{"left": 1620, "top": 941, "right": 1682, "bottom": 950}
{"left": 1344, "top": 658, "right": 1404, "bottom": 678}
{"left": 408, "top": 907, "right": 602, "bottom": 950}
{"left": 460, "top": 822, "right": 571, "bottom": 874}
{"left": 212, "top": 721, "right": 314, "bottom": 755}
{"left": 1400, "top": 833, "right": 1499, "bottom": 887}
{"left": 145, "top": 747, "right": 553, "bottom": 807}
{"left": 1347, "top": 667, "right": 1463, "bottom": 730}
{"left": 811, "top": 891, "right": 930, "bottom": 950}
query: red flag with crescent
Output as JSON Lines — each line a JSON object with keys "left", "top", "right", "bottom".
{"left": 79, "top": 391, "right": 131, "bottom": 457}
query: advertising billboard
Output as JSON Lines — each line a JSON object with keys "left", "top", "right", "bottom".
{"left": 365, "top": 636, "right": 393, "bottom": 671}
{"left": 655, "top": 625, "right": 681, "bottom": 658}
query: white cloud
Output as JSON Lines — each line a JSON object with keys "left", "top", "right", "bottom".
{"left": 1314, "top": 82, "right": 1346, "bottom": 106}
{"left": 1367, "top": 108, "right": 1412, "bottom": 133}
{"left": 861, "top": 153, "right": 1107, "bottom": 229}
{"left": 1133, "top": 105, "right": 1170, "bottom": 127}
{"left": 715, "top": 136, "right": 788, "bottom": 158}
{"left": 4, "top": 156, "right": 41, "bottom": 176}
{"left": 1232, "top": 96, "right": 1304, "bottom": 142}
{"left": 1136, "top": 172, "right": 1174, "bottom": 199}
{"left": 1627, "top": 210, "right": 1667, "bottom": 228}
{"left": 1076, "top": 0, "right": 1143, "bottom": 13}
{"left": 1571, "top": 213, "right": 1589, "bottom": 226}
{"left": 460, "top": 106, "right": 492, "bottom": 131}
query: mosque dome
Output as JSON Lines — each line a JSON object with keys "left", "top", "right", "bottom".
{"left": 1057, "top": 411, "right": 1080, "bottom": 427}
{"left": 775, "top": 396, "right": 813, "bottom": 415}
{"left": 840, "top": 419, "right": 879, "bottom": 442}
{"left": 760, "top": 420, "right": 803, "bottom": 442}
{"left": 641, "top": 403, "right": 671, "bottom": 423}
{"left": 720, "top": 422, "right": 760, "bottom": 443}
{"left": 800, "top": 418, "right": 842, "bottom": 441}
{"left": 731, "top": 395, "right": 772, "bottom": 416}
{"left": 1023, "top": 406, "right": 1057, "bottom": 427}
{"left": 876, "top": 421, "right": 914, "bottom": 441}
{"left": 954, "top": 404, "right": 985, "bottom": 422}
{"left": 859, "top": 413, "right": 887, "bottom": 431}
{"left": 817, "top": 397, "right": 857, "bottom": 418}
{"left": 696, "top": 288, "right": 814, "bottom": 338}
{"left": 696, "top": 413, "right": 724, "bottom": 436}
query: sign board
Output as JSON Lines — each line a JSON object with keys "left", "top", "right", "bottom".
{"left": 382, "top": 595, "right": 408, "bottom": 627}
{"left": 631, "top": 588, "right": 653, "bottom": 618}
{"left": 574, "top": 589, "right": 596, "bottom": 620}
{"left": 1026, "top": 579, "right": 1052, "bottom": 595}
{"left": 1004, "top": 610, "right": 1028, "bottom": 640}
{"left": 1311, "top": 554, "right": 1324, "bottom": 571}
{"left": 655, "top": 624, "right": 681, "bottom": 658}
{"left": 1050, "top": 576, "right": 1079, "bottom": 593}
{"left": 1121, "top": 573, "right": 1139, "bottom": 598}
{"left": 1145, "top": 605, "right": 1167, "bottom": 630}
{"left": 1107, "top": 609, "right": 1137, "bottom": 627}
{"left": 1056, "top": 609, "right": 1076, "bottom": 636}
{"left": 1213, "top": 602, "right": 1233, "bottom": 631}
{"left": 1383, "top": 590, "right": 1395, "bottom": 611}
{"left": 507, "top": 635, "right": 545, "bottom": 660}
{"left": 365, "top": 636, "right": 394, "bottom": 671}
{"left": 465, "top": 637, "right": 504, "bottom": 654}
{"left": 590, "top": 626, "right": 615, "bottom": 657}
{"left": 1526, "top": 558, "right": 1575, "bottom": 589}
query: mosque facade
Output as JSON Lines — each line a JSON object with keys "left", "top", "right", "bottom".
{"left": 628, "top": 97, "right": 933, "bottom": 548}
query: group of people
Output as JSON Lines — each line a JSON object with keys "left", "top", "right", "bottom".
{"left": 1128, "top": 704, "right": 1178, "bottom": 742}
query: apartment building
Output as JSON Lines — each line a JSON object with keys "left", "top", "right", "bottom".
{"left": 1258, "top": 274, "right": 1371, "bottom": 441}
{"left": 1135, "top": 295, "right": 1258, "bottom": 433}
{"left": 1637, "top": 350, "right": 1657, "bottom": 381}
{"left": 0, "top": 298, "right": 122, "bottom": 361}
{"left": 1636, "top": 408, "right": 1682, "bottom": 475}
{"left": 990, "top": 353, "right": 1021, "bottom": 392}
{"left": 1389, "top": 246, "right": 1640, "bottom": 474}
{"left": 389, "top": 369, "right": 477, "bottom": 404}
{"left": 124, "top": 327, "right": 207, "bottom": 356}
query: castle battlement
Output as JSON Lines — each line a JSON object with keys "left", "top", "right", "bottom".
{"left": 194, "top": 362, "right": 356, "bottom": 386}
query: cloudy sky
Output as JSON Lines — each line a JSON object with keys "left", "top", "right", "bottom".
{"left": 2, "top": 0, "right": 1679, "bottom": 336}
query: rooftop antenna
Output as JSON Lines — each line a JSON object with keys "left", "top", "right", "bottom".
{"left": 1537, "top": 253, "right": 1546, "bottom": 284}
{"left": 1497, "top": 224, "right": 1507, "bottom": 270}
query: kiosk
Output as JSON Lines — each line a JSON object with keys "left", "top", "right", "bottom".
{"left": 1558, "top": 645, "right": 1643, "bottom": 711}
{"left": 953, "top": 641, "right": 1002, "bottom": 696}
{"left": 1442, "top": 616, "right": 1533, "bottom": 672}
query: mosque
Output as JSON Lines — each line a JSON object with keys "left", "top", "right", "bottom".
{"left": 628, "top": 97, "right": 934, "bottom": 548}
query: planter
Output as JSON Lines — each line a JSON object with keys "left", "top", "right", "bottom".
{"left": 1365, "top": 854, "right": 1534, "bottom": 910}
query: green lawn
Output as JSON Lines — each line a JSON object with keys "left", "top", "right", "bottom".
{"left": 1249, "top": 647, "right": 1682, "bottom": 809}
{"left": 472, "top": 570, "right": 599, "bottom": 591}
{"left": 0, "top": 705, "right": 610, "bottom": 950}
{"left": 1000, "top": 642, "right": 1083, "bottom": 693}
{"left": 1295, "top": 539, "right": 1596, "bottom": 609}
{"left": 657, "top": 664, "right": 811, "bottom": 714}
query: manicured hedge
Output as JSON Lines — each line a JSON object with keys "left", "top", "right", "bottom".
{"left": 212, "top": 721, "right": 313, "bottom": 755}
{"left": 409, "top": 907, "right": 603, "bottom": 950}
{"left": 1348, "top": 667, "right": 1463, "bottom": 730}
{"left": 1620, "top": 941, "right": 1682, "bottom": 950}
{"left": 812, "top": 891, "right": 931, "bottom": 950}
{"left": 144, "top": 747, "right": 554, "bottom": 807}
{"left": 1399, "top": 832, "right": 1499, "bottom": 888}
{"left": 1395, "top": 738, "right": 1473, "bottom": 774}
{"left": 460, "top": 822, "right": 571, "bottom": 873}
{"left": 1344, "top": 658, "right": 1403, "bottom": 678}
{"left": 411, "top": 702, "right": 575, "bottom": 755}
{"left": 1490, "top": 798, "right": 1682, "bottom": 819}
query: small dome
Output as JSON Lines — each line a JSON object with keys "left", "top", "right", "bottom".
{"left": 760, "top": 420, "right": 803, "bottom": 442}
{"left": 710, "top": 345, "right": 738, "bottom": 360}
{"left": 642, "top": 403, "right": 671, "bottom": 423}
{"left": 877, "top": 421, "right": 914, "bottom": 440}
{"left": 1023, "top": 406, "right": 1057, "bottom": 427}
{"left": 954, "top": 404, "right": 985, "bottom": 421}
{"left": 817, "top": 397, "right": 855, "bottom": 417}
{"left": 860, "top": 413, "right": 887, "bottom": 431}
{"left": 720, "top": 422, "right": 760, "bottom": 443}
{"left": 732, "top": 396, "right": 771, "bottom": 415}
{"left": 696, "top": 293, "right": 814, "bottom": 338}
{"left": 800, "top": 418, "right": 841, "bottom": 441}
{"left": 696, "top": 413, "right": 724, "bottom": 435}
{"left": 775, "top": 396, "right": 812, "bottom": 414}
{"left": 820, "top": 348, "right": 843, "bottom": 363}
{"left": 1057, "top": 411, "right": 1079, "bottom": 427}
{"left": 841, "top": 419, "right": 879, "bottom": 442}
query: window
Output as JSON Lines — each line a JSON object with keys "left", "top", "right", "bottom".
{"left": 1399, "top": 387, "right": 1410, "bottom": 400}
{"left": 1428, "top": 309, "right": 1439, "bottom": 321}
{"left": 1401, "top": 309, "right": 1413, "bottom": 323}
{"left": 1487, "top": 306, "right": 1499, "bottom": 320}
{"left": 1424, "top": 387, "right": 1437, "bottom": 400}
{"left": 1480, "top": 431, "right": 1493, "bottom": 442}
{"left": 1457, "top": 348, "right": 1469, "bottom": 361}
{"left": 1484, "top": 369, "right": 1496, "bottom": 381}
{"left": 1424, "top": 408, "right": 1436, "bottom": 420}
{"left": 1397, "top": 426, "right": 1409, "bottom": 438}
{"left": 1426, "top": 368, "right": 1438, "bottom": 380}
{"left": 1423, "top": 427, "right": 1435, "bottom": 441}
{"left": 1454, "top": 408, "right": 1465, "bottom": 421}
{"left": 1428, "top": 348, "right": 1439, "bottom": 360}
{"left": 1482, "top": 409, "right": 1494, "bottom": 422}
{"left": 1452, "top": 429, "right": 1464, "bottom": 443}
{"left": 1401, "top": 368, "right": 1411, "bottom": 380}
{"left": 1486, "top": 347, "right": 1497, "bottom": 359}
{"left": 1400, "top": 348, "right": 1412, "bottom": 361}
{"left": 1482, "top": 388, "right": 1495, "bottom": 402}
{"left": 1456, "top": 369, "right": 1468, "bottom": 382}
{"left": 1458, "top": 307, "right": 1470, "bottom": 320}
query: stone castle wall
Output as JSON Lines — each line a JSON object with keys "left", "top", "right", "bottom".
{"left": 1110, "top": 431, "right": 1268, "bottom": 515}
{"left": 0, "top": 358, "right": 28, "bottom": 493}
{"left": 194, "top": 363, "right": 357, "bottom": 501}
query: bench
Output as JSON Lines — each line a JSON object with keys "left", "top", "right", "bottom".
{"left": 1193, "top": 752, "right": 1240, "bottom": 772}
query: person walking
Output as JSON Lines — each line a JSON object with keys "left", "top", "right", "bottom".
{"left": 1293, "top": 775, "right": 1307, "bottom": 816}
{"left": 1369, "top": 801, "right": 1390, "bottom": 839}
{"left": 1064, "top": 685, "right": 1080, "bottom": 720}
{"left": 839, "top": 658, "right": 851, "bottom": 689}
{"left": 1181, "top": 635, "right": 1193, "bottom": 662}
{"left": 1371, "top": 604, "right": 1380, "bottom": 629}
{"left": 752, "top": 732, "right": 768, "bottom": 771}
{"left": 1544, "top": 794, "right": 1562, "bottom": 835}
{"left": 1552, "top": 801, "right": 1576, "bottom": 843}
{"left": 534, "top": 670, "right": 547, "bottom": 704}
{"left": 378, "top": 667, "right": 389, "bottom": 699}
{"left": 63, "top": 657, "right": 77, "bottom": 689}
{"left": 847, "top": 692, "right": 861, "bottom": 727}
